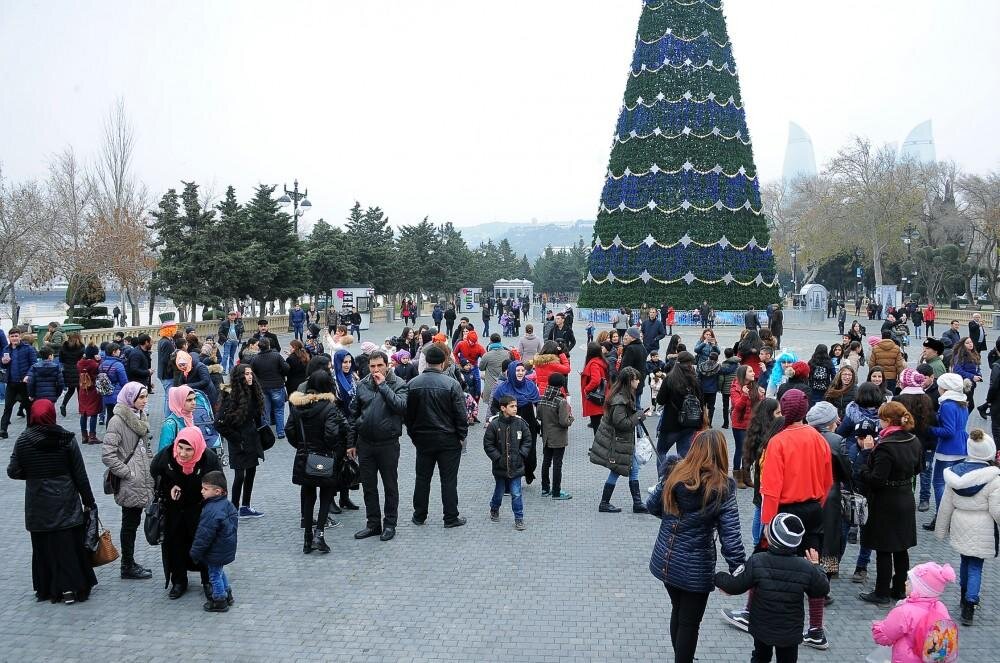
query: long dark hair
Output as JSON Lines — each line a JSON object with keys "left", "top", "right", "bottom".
{"left": 288, "top": 339, "right": 309, "bottom": 366}
{"left": 606, "top": 366, "right": 640, "bottom": 411}
{"left": 735, "top": 364, "right": 761, "bottom": 408}
{"left": 893, "top": 392, "right": 934, "bottom": 437}
{"left": 744, "top": 398, "right": 782, "bottom": 472}
{"left": 665, "top": 351, "right": 698, "bottom": 394}
{"left": 223, "top": 364, "right": 264, "bottom": 425}
{"left": 305, "top": 354, "right": 332, "bottom": 377}
{"left": 662, "top": 429, "right": 731, "bottom": 516}
{"left": 584, "top": 341, "right": 604, "bottom": 365}
{"left": 952, "top": 337, "right": 980, "bottom": 367}
{"left": 665, "top": 334, "right": 682, "bottom": 355}
{"left": 809, "top": 343, "right": 830, "bottom": 367}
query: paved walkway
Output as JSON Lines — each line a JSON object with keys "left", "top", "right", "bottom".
{"left": 0, "top": 319, "right": 996, "bottom": 662}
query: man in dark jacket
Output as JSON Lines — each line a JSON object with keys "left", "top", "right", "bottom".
{"left": 640, "top": 308, "right": 666, "bottom": 354}
{"left": 250, "top": 339, "right": 290, "bottom": 438}
{"left": 744, "top": 306, "right": 761, "bottom": 331}
{"left": 1, "top": 329, "right": 38, "bottom": 438}
{"left": 251, "top": 319, "right": 281, "bottom": 353}
{"left": 126, "top": 334, "right": 153, "bottom": 388}
{"left": 716, "top": 513, "right": 829, "bottom": 661}
{"left": 546, "top": 313, "right": 577, "bottom": 354}
{"left": 483, "top": 396, "right": 533, "bottom": 529}
{"left": 290, "top": 304, "right": 307, "bottom": 341}
{"left": 156, "top": 328, "right": 178, "bottom": 410}
{"left": 443, "top": 304, "right": 457, "bottom": 338}
{"left": 27, "top": 347, "right": 65, "bottom": 403}
{"left": 348, "top": 351, "right": 408, "bottom": 542}
{"left": 970, "top": 312, "right": 988, "bottom": 353}
{"left": 405, "top": 344, "right": 469, "bottom": 528}
{"left": 699, "top": 300, "right": 710, "bottom": 329}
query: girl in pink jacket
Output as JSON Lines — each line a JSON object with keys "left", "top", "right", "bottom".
{"left": 871, "top": 561, "right": 958, "bottom": 662}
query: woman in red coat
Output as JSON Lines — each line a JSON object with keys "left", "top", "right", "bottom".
{"left": 580, "top": 342, "right": 609, "bottom": 430}
{"left": 728, "top": 365, "right": 762, "bottom": 489}
{"left": 76, "top": 345, "right": 103, "bottom": 444}
{"left": 532, "top": 341, "right": 571, "bottom": 396}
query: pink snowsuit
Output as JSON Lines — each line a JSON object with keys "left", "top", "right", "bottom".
{"left": 871, "top": 595, "right": 954, "bottom": 662}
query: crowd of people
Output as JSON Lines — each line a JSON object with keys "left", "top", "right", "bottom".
{"left": 1, "top": 299, "right": 996, "bottom": 660}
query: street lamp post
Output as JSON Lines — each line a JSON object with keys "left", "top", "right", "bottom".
{"left": 900, "top": 224, "right": 918, "bottom": 300}
{"left": 854, "top": 248, "right": 864, "bottom": 303}
{"left": 277, "top": 179, "right": 312, "bottom": 236}
{"left": 789, "top": 243, "right": 800, "bottom": 304}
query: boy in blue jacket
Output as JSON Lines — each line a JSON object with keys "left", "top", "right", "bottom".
{"left": 926, "top": 372, "right": 971, "bottom": 532}
{"left": 191, "top": 471, "right": 239, "bottom": 612}
{"left": 27, "top": 347, "right": 65, "bottom": 403}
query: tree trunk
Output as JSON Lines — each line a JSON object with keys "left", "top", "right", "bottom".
{"left": 872, "top": 240, "right": 884, "bottom": 286}
{"left": 126, "top": 285, "right": 140, "bottom": 328}
{"left": 148, "top": 291, "right": 157, "bottom": 325}
{"left": 10, "top": 289, "right": 19, "bottom": 327}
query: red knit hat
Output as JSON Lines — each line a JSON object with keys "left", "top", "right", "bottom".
{"left": 779, "top": 389, "right": 809, "bottom": 423}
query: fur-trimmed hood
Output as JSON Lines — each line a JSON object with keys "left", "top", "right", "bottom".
{"left": 944, "top": 461, "right": 1000, "bottom": 497}
{"left": 288, "top": 390, "right": 337, "bottom": 408}
{"left": 530, "top": 353, "right": 559, "bottom": 367}
{"left": 207, "top": 363, "right": 224, "bottom": 374}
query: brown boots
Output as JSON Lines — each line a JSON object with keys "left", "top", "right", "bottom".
{"left": 734, "top": 469, "right": 749, "bottom": 489}
{"left": 81, "top": 432, "right": 101, "bottom": 445}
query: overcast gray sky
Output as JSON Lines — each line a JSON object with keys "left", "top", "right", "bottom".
{"left": 2, "top": 0, "right": 998, "bottom": 230}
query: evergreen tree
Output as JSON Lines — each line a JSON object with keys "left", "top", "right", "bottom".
{"left": 394, "top": 217, "right": 441, "bottom": 295}
{"left": 345, "top": 202, "right": 394, "bottom": 294}
{"left": 213, "top": 185, "right": 259, "bottom": 311}
{"left": 148, "top": 188, "right": 193, "bottom": 318}
{"left": 304, "top": 219, "right": 355, "bottom": 299}
{"left": 578, "top": 0, "right": 776, "bottom": 310}
{"left": 178, "top": 181, "right": 218, "bottom": 316}
{"left": 244, "top": 184, "right": 302, "bottom": 311}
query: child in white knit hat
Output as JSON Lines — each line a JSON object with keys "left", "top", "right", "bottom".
{"left": 935, "top": 428, "right": 1000, "bottom": 626}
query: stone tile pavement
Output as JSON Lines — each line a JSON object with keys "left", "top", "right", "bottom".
{"left": 0, "top": 318, "right": 996, "bottom": 662}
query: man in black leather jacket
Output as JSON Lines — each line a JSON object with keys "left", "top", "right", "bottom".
{"left": 405, "top": 345, "right": 469, "bottom": 528}
{"left": 347, "top": 351, "right": 407, "bottom": 542}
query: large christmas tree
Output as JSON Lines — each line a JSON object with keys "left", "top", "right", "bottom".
{"left": 578, "top": 0, "right": 777, "bottom": 310}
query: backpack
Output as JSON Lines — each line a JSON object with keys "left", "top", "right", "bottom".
{"left": 678, "top": 390, "right": 703, "bottom": 429}
{"left": 809, "top": 364, "right": 830, "bottom": 392}
{"left": 912, "top": 610, "right": 958, "bottom": 662}
{"left": 841, "top": 489, "right": 869, "bottom": 526}
{"left": 95, "top": 367, "right": 114, "bottom": 396}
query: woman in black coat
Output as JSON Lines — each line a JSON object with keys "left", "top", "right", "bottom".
{"left": 216, "top": 364, "right": 266, "bottom": 517}
{"left": 855, "top": 402, "right": 923, "bottom": 606}
{"left": 7, "top": 400, "right": 98, "bottom": 604}
{"left": 150, "top": 426, "right": 222, "bottom": 600}
{"left": 58, "top": 333, "right": 85, "bottom": 417}
{"left": 285, "top": 341, "right": 310, "bottom": 397}
{"left": 286, "top": 370, "right": 349, "bottom": 554}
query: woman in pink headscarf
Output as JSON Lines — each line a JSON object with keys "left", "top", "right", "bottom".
{"left": 150, "top": 425, "right": 222, "bottom": 600}
{"left": 158, "top": 384, "right": 196, "bottom": 452}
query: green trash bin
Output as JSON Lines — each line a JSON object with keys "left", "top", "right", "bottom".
{"left": 32, "top": 323, "right": 84, "bottom": 350}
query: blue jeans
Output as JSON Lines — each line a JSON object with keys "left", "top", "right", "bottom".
{"left": 490, "top": 477, "right": 523, "bottom": 519}
{"left": 222, "top": 339, "right": 239, "bottom": 372}
{"left": 919, "top": 449, "right": 933, "bottom": 502}
{"left": 262, "top": 387, "right": 286, "bottom": 437}
{"left": 293, "top": 323, "right": 304, "bottom": 341}
{"left": 732, "top": 428, "right": 746, "bottom": 472}
{"left": 482, "top": 321, "right": 490, "bottom": 337}
{"left": 161, "top": 378, "right": 171, "bottom": 411}
{"left": 751, "top": 504, "right": 763, "bottom": 546}
{"left": 349, "top": 324, "right": 360, "bottom": 340}
{"left": 656, "top": 428, "right": 695, "bottom": 476}
{"left": 933, "top": 458, "right": 962, "bottom": 509}
{"left": 79, "top": 414, "right": 97, "bottom": 434}
{"left": 961, "top": 555, "right": 984, "bottom": 603}
{"left": 207, "top": 564, "right": 231, "bottom": 600}
{"left": 606, "top": 452, "right": 641, "bottom": 484}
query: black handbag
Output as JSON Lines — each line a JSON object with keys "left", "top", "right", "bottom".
{"left": 586, "top": 379, "right": 606, "bottom": 406}
{"left": 339, "top": 456, "right": 361, "bottom": 490}
{"left": 305, "top": 452, "right": 336, "bottom": 478}
{"left": 144, "top": 499, "right": 165, "bottom": 546}
{"left": 84, "top": 508, "right": 100, "bottom": 552}
{"left": 103, "top": 439, "right": 141, "bottom": 495}
{"left": 258, "top": 423, "right": 276, "bottom": 451}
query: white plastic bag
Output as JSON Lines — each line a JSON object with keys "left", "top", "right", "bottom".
{"left": 635, "top": 423, "right": 654, "bottom": 464}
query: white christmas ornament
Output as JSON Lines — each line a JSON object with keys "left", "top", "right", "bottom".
{"left": 683, "top": 271, "right": 696, "bottom": 285}
{"left": 643, "top": 234, "right": 657, "bottom": 247}
{"left": 647, "top": 200, "right": 657, "bottom": 210}
{"left": 640, "top": 270, "right": 653, "bottom": 284}
{"left": 679, "top": 233, "right": 693, "bottom": 247}
{"left": 722, "top": 273, "right": 734, "bottom": 284}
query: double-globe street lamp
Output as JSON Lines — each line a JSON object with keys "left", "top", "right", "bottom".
{"left": 900, "top": 224, "right": 919, "bottom": 296}
{"left": 854, "top": 248, "right": 864, "bottom": 302}
{"left": 789, "top": 243, "right": 801, "bottom": 301}
{"left": 277, "top": 179, "right": 312, "bottom": 236}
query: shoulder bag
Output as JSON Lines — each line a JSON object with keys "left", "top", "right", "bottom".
{"left": 298, "top": 418, "right": 335, "bottom": 478}
{"left": 89, "top": 515, "right": 119, "bottom": 567}
{"left": 103, "top": 438, "right": 141, "bottom": 495}
{"left": 585, "top": 378, "right": 606, "bottom": 406}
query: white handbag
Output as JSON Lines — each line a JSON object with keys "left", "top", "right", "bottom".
{"left": 635, "top": 423, "right": 654, "bottom": 464}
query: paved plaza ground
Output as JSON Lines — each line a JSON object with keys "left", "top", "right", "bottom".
{"left": 1, "top": 315, "right": 997, "bottom": 662}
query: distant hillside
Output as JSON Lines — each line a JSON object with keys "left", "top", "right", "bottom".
{"left": 459, "top": 219, "right": 594, "bottom": 260}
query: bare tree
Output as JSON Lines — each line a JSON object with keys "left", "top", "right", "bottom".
{"left": 88, "top": 99, "right": 152, "bottom": 323}
{"left": 958, "top": 171, "right": 1000, "bottom": 302}
{"left": 0, "top": 170, "right": 57, "bottom": 326}
{"left": 47, "top": 146, "right": 96, "bottom": 305}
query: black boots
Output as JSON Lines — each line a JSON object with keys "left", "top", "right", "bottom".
{"left": 120, "top": 562, "right": 152, "bottom": 580}
{"left": 313, "top": 528, "right": 331, "bottom": 553}
{"left": 339, "top": 490, "right": 359, "bottom": 510}
{"left": 629, "top": 480, "right": 648, "bottom": 513}
{"left": 303, "top": 527, "right": 314, "bottom": 554}
{"left": 961, "top": 586, "right": 976, "bottom": 626}
{"left": 599, "top": 483, "right": 621, "bottom": 513}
